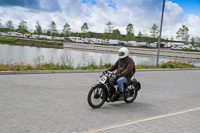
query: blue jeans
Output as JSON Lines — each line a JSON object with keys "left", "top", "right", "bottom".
{"left": 117, "top": 77, "right": 128, "bottom": 93}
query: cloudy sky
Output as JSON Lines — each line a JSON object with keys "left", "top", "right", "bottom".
{"left": 0, "top": 0, "right": 200, "bottom": 39}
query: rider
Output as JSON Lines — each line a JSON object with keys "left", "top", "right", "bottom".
{"left": 104, "top": 47, "right": 135, "bottom": 100}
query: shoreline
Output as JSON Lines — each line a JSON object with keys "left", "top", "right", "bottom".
{"left": 0, "top": 36, "right": 64, "bottom": 49}
{"left": 15, "top": 41, "right": 63, "bottom": 49}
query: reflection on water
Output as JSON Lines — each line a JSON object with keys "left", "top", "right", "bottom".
{"left": 0, "top": 44, "right": 200, "bottom": 67}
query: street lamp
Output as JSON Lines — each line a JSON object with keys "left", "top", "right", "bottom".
{"left": 156, "top": 0, "right": 165, "bottom": 68}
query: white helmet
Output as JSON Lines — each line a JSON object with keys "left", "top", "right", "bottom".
{"left": 118, "top": 47, "right": 129, "bottom": 59}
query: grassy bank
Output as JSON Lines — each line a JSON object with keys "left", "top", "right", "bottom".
{"left": 0, "top": 60, "right": 197, "bottom": 71}
{"left": 0, "top": 36, "right": 63, "bottom": 48}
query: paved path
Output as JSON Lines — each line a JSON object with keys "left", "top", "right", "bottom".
{"left": 0, "top": 70, "right": 200, "bottom": 133}
{"left": 64, "top": 43, "right": 200, "bottom": 59}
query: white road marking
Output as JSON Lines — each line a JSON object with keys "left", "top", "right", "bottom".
{"left": 85, "top": 107, "right": 200, "bottom": 133}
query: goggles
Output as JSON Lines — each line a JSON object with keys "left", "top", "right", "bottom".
{"left": 118, "top": 52, "right": 125, "bottom": 56}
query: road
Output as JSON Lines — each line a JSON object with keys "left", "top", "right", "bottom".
{"left": 64, "top": 43, "right": 200, "bottom": 59}
{"left": 0, "top": 70, "right": 200, "bottom": 133}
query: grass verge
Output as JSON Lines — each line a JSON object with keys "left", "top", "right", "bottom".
{"left": 0, "top": 61, "right": 197, "bottom": 71}
{"left": 0, "top": 36, "right": 63, "bottom": 48}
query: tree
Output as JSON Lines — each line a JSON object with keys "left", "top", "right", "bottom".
{"left": 150, "top": 23, "right": 159, "bottom": 38}
{"left": 62, "top": 22, "right": 71, "bottom": 37}
{"left": 81, "top": 23, "right": 88, "bottom": 33}
{"left": 176, "top": 25, "right": 189, "bottom": 43}
{"left": 126, "top": 23, "right": 134, "bottom": 34}
{"left": 0, "top": 19, "right": 3, "bottom": 28}
{"left": 170, "top": 36, "right": 174, "bottom": 42}
{"left": 126, "top": 33, "right": 135, "bottom": 41}
{"left": 195, "top": 36, "right": 200, "bottom": 43}
{"left": 85, "top": 32, "right": 92, "bottom": 38}
{"left": 165, "top": 37, "right": 169, "bottom": 42}
{"left": 104, "top": 21, "right": 114, "bottom": 33}
{"left": 112, "top": 29, "right": 121, "bottom": 39}
{"left": 49, "top": 21, "right": 57, "bottom": 38}
{"left": 191, "top": 37, "right": 195, "bottom": 46}
{"left": 126, "top": 23, "right": 135, "bottom": 41}
{"left": 46, "top": 30, "right": 51, "bottom": 36}
{"left": 138, "top": 31, "right": 142, "bottom": 37}
{"left": 35, "top": 21, "right": 42, "bottom": 36}
{"left": 18, "top": 20, "right": 28, "bottom": 34}
{"left": 6, "top": 20, "right": 14, "bottom": 30}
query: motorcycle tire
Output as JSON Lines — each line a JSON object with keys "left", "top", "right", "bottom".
{"left": 87, "top": 84, "right": 107, "bottom": 109}
{"left": 124, "top": 85, "right": 138, "bottom": 103}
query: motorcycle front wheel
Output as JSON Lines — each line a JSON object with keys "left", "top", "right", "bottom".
{"left": 124, "top": 84, "right": 138, "bottom": 103}
{"left": 87, "top": 84, "right": 107, "bottom": 109}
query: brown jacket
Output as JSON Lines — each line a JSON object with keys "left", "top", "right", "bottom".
{"left": 107, "top": 56, "right": 135, "bottom": 81}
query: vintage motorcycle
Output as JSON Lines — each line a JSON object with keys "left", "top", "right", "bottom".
{"left": 87, "top": 71, "right": 141, "bottom": 109}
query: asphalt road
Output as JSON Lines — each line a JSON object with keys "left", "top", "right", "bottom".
{"left": 0, "top": 70, "right": 200, "bottom": 133}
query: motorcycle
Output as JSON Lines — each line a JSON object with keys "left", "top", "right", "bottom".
{"left": 87, "top": 71, "right": 141, "bottom": 109}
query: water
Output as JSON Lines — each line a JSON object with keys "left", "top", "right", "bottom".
{"left": 0, "top": 44, "right": 200, "bottom": 67}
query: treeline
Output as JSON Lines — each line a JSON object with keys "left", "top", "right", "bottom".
{"left": 69, "top": 32, "right": 167, "bottom": 43}
{"left": 1, "top": 19, "right": 200, "bottom": 44}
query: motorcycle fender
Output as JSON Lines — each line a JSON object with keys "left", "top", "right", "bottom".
{"left": 137, "top": 82, "right": 141, "bottom": 91}
{"left": 92, "top": 83, "right": 108, "bottom": 96}
{"left": 92, "top": 83, "right": 107, "bottom": 90}
{"left": 92, "top": 83, "right": 98, "bottom": 88}
{"left": 131, "top": 78, "right": 141, "bottom": 91}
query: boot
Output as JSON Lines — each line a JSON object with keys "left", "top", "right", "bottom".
{"left": 118, "top": 92, "right": 124, "bottom": 101}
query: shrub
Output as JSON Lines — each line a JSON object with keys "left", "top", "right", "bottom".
{"left": 160, "top": 60, "right": 196, "bottom": 68}
{"left": 0, "top": 65, "right": 10, "bottom": 71}
{"left": 104, "top": 63, "right": 112, "bottom": 69}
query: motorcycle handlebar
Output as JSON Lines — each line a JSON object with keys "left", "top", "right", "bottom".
{"left": 107, "top": 71, "right": 114, "bottom": 74}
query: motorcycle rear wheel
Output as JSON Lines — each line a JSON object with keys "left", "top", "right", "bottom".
{"left": 87, "top": 84, "right": 106, "bottom": 109}
{"left": 124, "top": 85, "right": 138, "bottom": 103}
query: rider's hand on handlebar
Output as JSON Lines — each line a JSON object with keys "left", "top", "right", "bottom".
{"left": 103, "top": 71, "right": 107, "bottom": 75}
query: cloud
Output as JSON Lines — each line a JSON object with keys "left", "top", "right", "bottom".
{"left": 0, "top": 0, "right": 61, "bottom": 12}
{"left": 0, "top": 0, "right": 39, "bottom": 7}
{"left": 187, "top": 14, "right": 200, "bottom": 37}
{"left": 0, "top": 0, "right": 195, "bottom": 39}
{"left": 162, "top": 1, "right": 184, "bottom": 38}
{"left": 39, "top": 0, "right": 61, "bottom": 12}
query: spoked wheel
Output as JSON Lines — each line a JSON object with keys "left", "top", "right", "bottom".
{"left": 87, "top": 84, "right": 106, "bottom": 109}
{"left": 124, "top": 85, "right": 138, "bottom": 103}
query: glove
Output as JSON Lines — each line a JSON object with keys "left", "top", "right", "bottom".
{"left": 116, "top": 73, "right": 122, "bottom": 78}
{"left": 103, "top": 71, "right": 107, "bottom": 75}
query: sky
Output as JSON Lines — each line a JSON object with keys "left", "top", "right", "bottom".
{"left": 0, "top": 0, "right": 200, "bottom": 40}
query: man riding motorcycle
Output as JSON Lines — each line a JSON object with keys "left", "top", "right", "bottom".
{"left": 103, "top": 47, "right": 135, "bottom": 100}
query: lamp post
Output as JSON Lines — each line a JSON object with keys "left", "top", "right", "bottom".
{"left": 156, "top": 0, "right": 165, "bottom": 68}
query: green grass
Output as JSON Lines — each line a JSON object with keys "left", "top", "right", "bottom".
{"left": 0, "top": 63, "right": 111, "bottom": 71}
{"left": 0, "top": 36, "right": 63, "bottom": 46}
{"left": 0, "top": 36, "right": 18, "bottom": 44}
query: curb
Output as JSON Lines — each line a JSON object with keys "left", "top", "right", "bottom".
{"left": 0, "top": 68, "right": 200, "bottom": 75}
{"left": 0, "top": 70, "right": 103, "bottom": 75}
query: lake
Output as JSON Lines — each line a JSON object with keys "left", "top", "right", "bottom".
{"left": 0, "top": 44, "right": 200, "bottom": 67}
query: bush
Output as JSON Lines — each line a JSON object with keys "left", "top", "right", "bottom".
{"left": 0, "top": 65, "right": 10, "bottom": 71}
{"left": 160, "top": 60, "right": 196, "bottom": 69}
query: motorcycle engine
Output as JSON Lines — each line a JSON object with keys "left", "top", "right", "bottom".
{"left": 111, "top": 93, "right": 119, "bottom": 102}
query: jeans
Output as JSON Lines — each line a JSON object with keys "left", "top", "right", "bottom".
{"left": 117, "top": 77, "right": 128, "bottom": 93}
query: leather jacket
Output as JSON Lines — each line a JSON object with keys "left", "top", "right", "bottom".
{"left": 107, "top": 56, "right": 135, "bottom": 81}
